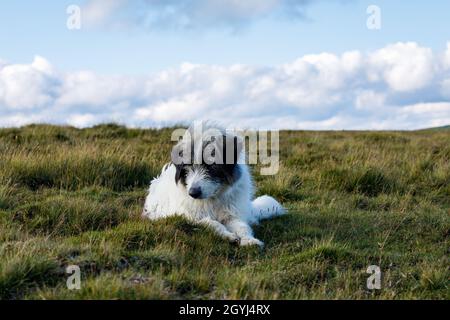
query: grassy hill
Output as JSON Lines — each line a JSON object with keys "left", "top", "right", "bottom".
{"left": 419, "top": 125, "right": 450, "bottom": 131}
{"left": 0, "top": 124, "right": 448, "bottom": 299}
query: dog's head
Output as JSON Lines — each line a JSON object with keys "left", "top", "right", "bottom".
{"left": 171, "top": 124, "right": 243, "bottom": 200}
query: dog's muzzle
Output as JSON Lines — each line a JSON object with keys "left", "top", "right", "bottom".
{"left": 188, "top": 187, "right": 202, "bottom": 199}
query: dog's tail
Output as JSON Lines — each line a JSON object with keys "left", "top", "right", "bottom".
{"left": 250, "top": 195, "right": 285, "bottom": 224}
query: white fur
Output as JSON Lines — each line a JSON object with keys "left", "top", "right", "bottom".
{"left": 184, "top": 166, "right": 221, "bottom": 199}
{"left": 142, "top": 124, "right": 285, "bottom": 247}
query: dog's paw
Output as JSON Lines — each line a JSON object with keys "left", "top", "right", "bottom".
{"left": 240, "top": 237, "right": 264, "bottom": 248}
{"left": 224, "top": 232, "right": 240, "bottom": 244}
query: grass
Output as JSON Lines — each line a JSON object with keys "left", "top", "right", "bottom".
{"left": 0, "top": 124, "right": 448, "bottom": 300}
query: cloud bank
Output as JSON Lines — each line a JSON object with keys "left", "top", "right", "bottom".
{"left": 1, "top": 42, "right": 450, "bottom": 130}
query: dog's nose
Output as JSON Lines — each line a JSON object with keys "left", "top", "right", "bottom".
{"left": 189, "top": 187, "right": 202, "bottom": 199}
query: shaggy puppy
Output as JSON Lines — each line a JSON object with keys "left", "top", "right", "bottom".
{"left": 142, "top": 122, "right": 284, "bottom": 247}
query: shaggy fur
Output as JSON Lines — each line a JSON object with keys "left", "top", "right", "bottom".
{"left": 142, "top": 122, "right": 284, "bottom": 247}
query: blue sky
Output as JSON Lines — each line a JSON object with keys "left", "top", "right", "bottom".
{"left": 1, "top": 1, "right": 450, "bottom": 129}
{"left": 2, "top": 0, "right": 450, "bottom": 73}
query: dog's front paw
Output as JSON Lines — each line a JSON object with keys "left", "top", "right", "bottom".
{"left": 240, "top": 237, "right": 264, "bottom": 248}
{"left": 224, "top": 232, "right": 240, "bottom": 244}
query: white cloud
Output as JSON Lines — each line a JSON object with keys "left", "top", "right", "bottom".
{"left": 444, "top": 42, "right": 450, "bottom": 70}
{"left": 82, "top": 0, "right": 316, "bottom": 31}
{"left": 441, "top": 78, "right": 450, "bottom": 98}
{"left": 355, "top": 90, "right": 386, "bottom": 110}
{"left": 1, "top": 42, "right": 450, "bottom": 130}
{"left": 56, "top": 71, "right": 140, "bottom": 108}
{"left": 368, "top": 42, "right": 435, "bottom": 92}
{"left": 0, "top": 56, "right": 59, "bottom": 110}
{"left": 67, "top": 113, "right": 98, "bottom": 127}
{"left": 390, "top": 102, "right": 450, "bottom": 130}
{"left": 83, "top": 0, "right": 126, "bottom": 28}
{"left": 400, "top": 102, "right": 450, "bottom": 115}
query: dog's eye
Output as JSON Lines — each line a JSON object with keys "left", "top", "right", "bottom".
{"left": 178, "top": 150, "right": 183, "bottom": 157}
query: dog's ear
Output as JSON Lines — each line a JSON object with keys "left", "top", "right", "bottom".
{"left": 174, "top": 165, "right": 183, "bottom": 184}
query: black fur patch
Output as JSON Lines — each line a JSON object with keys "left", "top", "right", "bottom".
{"left": 174, "top": 163, "right": 241, "bottom": 187}
{"left": 172, "top": 134, "right": 242, "bottom": 186}
{"left": 205, "top": 163, "right": 241, "bottom": 185}
{"left": 174, "top": 164, "right": 188, "bottom": 186}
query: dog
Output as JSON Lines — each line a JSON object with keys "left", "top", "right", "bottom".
{"left": 142, "top": 122, "right": 285, "bottom": 247}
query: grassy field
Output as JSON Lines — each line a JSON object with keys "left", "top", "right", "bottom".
{"left": 0, "top": 124, "right": 448, "bottom": 300}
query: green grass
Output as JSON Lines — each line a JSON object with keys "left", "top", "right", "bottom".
{"left": 420, "top": 125, "right": 450, "bottom": 131}
{"left": 0, "top": 124, "right": 448, "bottom": 299}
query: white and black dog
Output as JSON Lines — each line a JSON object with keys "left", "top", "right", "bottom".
{"left": 142, "top": 122, "right": 284, "bottom": 247}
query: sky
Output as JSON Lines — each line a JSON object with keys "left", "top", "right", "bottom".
{"left": 0, "top": 0, "right": 450, "bottom": 129}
